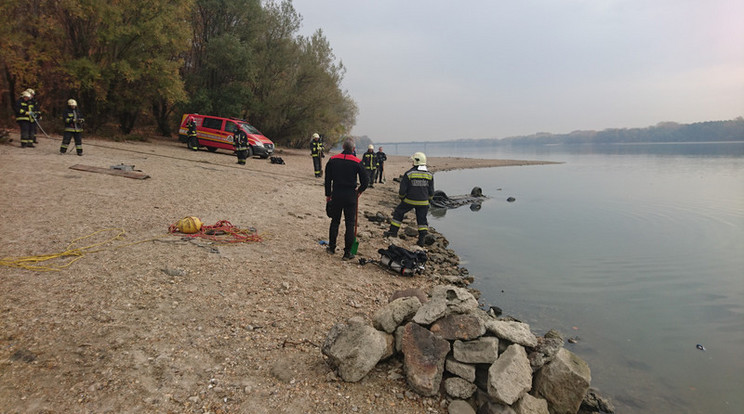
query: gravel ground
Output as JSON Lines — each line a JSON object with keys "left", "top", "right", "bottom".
{"left": 0, "top": 131, "right": 550, "bottom": 413}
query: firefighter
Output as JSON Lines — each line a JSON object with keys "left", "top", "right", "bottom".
{"left": 15, "top": 91, "right": 34, "bottom": 148}
{"left": 375, "top": 146, "right": 387, "bottom": 183}
{"left": 26, "top": 89, "right": 40, "bottom": 144}
{"left": 234, "top": 125, "right": 249, "bottom": 165}
{"left": 362, "top": 144, "right": 377, "bottom": 188}
{"left": 311, "top": 132, "right": 324, "bottom": 177}
{"left": 186, "top": 116, "right": 198, "bottom": 151}
{"left": 383, "top": 152, "right": 435, "bottom": 247}
{"left": 325, "top": 138, "right": 368, "bottom": 260}
{"left": 60, "top": 99, "right": 84, "bottom": 156}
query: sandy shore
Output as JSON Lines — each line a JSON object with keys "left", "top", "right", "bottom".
{"left": 0, "top": 132, "right": 554, "bottom": 413}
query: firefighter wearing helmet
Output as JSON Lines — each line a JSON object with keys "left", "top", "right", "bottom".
{"left": 311, "top": 132, "right": 324, "bottom": 177}
{"left": 25, "top": 89, "right": 40, "bottom": 144}
{"left": 15, "top": 91, "right": 35, "bottom": 148}
{"left": 60, "top": 99, "right": 85, "bottom": 156}
{"left": 383, "top": 152, "right": 435, "bottom": 247}
{"left": 362, "top": 144, "right": 377, "bottom": 188}
{"left": 186, "top": 116, "right": 198, "bottom": 151}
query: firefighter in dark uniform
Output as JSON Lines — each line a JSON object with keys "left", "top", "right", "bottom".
{"left": 60, "top": 99, "right": 84, "bottom": 155}
{"left": 362, "top": 144, "right": 377, "bottom": 188}
{"left": 186, "top": 116, "right": 198, "bottom": 151}
{"left": 26, "top": 89, "right": 40, "bottom": 144}
{"left": 383, "top": 152, "right": 434, "bottom": 247}
{"left": 234, "top": 125, "right": 249, "bottom": 165}
{"left": 16, "top": 91, "right": 34, "bottom": 148}
{"left": 325, "top": 138, "right": 369, "bottom": 260}
{"left": 311, "top": 132, "right": 324, "bottom": 177}
{"left": 375, "top": 146, "right": 387, "bottom": 183}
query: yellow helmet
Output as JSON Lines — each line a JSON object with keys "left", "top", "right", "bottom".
{"left": 368, "top": 144, "right": 374, "bottom": 150}
{"left": 177, "top": 216, "right": 203, "bottom": 234}
{"left": 68, "top": 99, "right": 77, "bottom": 107}
{"left": 411, "top": 152, "right": 427, "bottom": 166}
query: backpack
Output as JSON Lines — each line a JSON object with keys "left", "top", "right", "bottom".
{"left": 377, "top": 244, "right": 427, "bottom": 276}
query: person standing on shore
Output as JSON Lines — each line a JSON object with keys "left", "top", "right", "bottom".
{"left": 362, "top": 145, "right": 377, "bottom": 188}
{"left": 325, "top": 138, "right": 369, "bottom": 260}
{"left": 15, "top": 91, "right": 34, "bottom": 148}
{"left": 186, "top": 116, "right": 198, "bottom": 151}
{"left": 26, "top": 89, "right": 40, "bottom": 144}
{"left": 375, "top": 146, "right": 387, "bottom": 183}
{"left": 234, "top": 126, "right": 249, "bottom": 165}
{"left": 383, "top": 152, "right": 434, "bottom": 247}
{"left": 60, "top": 99, "right": 84, "bottom": 155}
{"left": 311, "top": 133, "right": 324, "bottom": 177}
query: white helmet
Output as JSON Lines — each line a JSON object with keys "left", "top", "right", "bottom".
{"left": 411, "top": 152, "right": 427, "bottom": 166}
{"left": 26, "top": 89, "right": 35, "bottom": 96}
{"left": 312, "top": 133, "right": 320, "bottom": 139}
{"left": 68, "top": 99, "right": 77, "bottom": 107}
{"left": 21, "top": 91, "right": 31, "bottom": 98}
{"left": 368, "top": 144, "right": 374, "bottom": 150}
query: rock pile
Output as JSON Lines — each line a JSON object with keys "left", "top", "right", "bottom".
{"left": 322, "top": 285, "right": 602, "bottom": 414}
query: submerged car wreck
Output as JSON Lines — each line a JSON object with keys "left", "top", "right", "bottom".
{"left": 431, "top": 187, "right": 488, "bottom": 211}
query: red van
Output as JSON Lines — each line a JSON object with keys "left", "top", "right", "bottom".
{"left": 178, "top": 114, "right": 275, "bottom": 158}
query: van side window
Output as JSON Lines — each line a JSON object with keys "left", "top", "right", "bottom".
{"left": 225, "top": 122, "right": 238, "bottom": 133}
{"left": 202, "top": 117, "right": 223, "bottom": 130}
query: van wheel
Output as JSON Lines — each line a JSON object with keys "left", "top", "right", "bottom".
{"left": 207, "top": 146, "right": 217, "bottom": 153}
{"left": 246, "top": 147, "right": 253, "bottom": 158}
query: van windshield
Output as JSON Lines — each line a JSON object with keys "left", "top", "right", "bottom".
{"left": 238, "top": 122, "right": 262, "bottom": 135}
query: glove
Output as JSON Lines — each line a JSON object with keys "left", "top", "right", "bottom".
{"left": 326, "top": 196, "right": 332, "bottom": 202}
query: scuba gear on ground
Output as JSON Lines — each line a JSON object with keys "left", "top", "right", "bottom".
{"left": 377, "top": 244, "right": 427, "bottom": 276}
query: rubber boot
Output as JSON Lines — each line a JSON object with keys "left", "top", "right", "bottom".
{"left": 417, "top": 230, "right": 428, "bottom": 247}
{"left": 383, "top": 226, "right": 398, "bottom": 238}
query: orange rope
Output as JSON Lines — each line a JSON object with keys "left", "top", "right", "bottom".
{"left": 169, "top": 220, "right": 262, "bottom": 243}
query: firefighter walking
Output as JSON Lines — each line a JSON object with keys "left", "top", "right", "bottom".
{"left": 383, "top": 152, "right": 434, "bottom": 247}
{"left": 60, "top": 99, "right": 84, "bottom": 156}
{"left": 234, "top": 126, "right": 249, "bottom": 165}
{"left": 311, "top": 133, "right": 324, "bottom": 177}
{"left": 186, "top": 116, "right": 198, "bottom": 151}
{"left": 375, "top": 146, "right": 387, "bottom": 183}
{"left": 362, "top": 145, "right": 377, "bottom": 188}
{"left": 15, "top": 91, "right": 35, "bottom": 148}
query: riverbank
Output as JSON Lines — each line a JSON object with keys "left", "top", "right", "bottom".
{"left": 1, "top": 132, "right": 556, "bottom": 413}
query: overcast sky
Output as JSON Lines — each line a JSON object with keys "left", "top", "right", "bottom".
{"left": 291, "top": 0, "right": 744, "bottom": 142}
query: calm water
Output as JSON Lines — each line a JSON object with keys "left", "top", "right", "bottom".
{"left": 386, "top": 142, "right": 744, "bottom": 413}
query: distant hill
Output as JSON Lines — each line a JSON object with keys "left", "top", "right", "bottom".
{"left": 452, "top": 117, "right": 744, "bottom": 146}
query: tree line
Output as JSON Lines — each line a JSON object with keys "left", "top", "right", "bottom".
{"left": 0, "top": 0, "right": 357, "bottom": 148}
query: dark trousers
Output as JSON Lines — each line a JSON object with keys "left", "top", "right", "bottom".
{"left": 188, "top": 134, "right": 198, "bottom": 150}
{"left": 236, "top": 149, "right": 248, "bottom": 164}
{"left": 328, "top": 190, "right": 357, "bottom": 252}
{"left": 18, "top": 121, "right": 33, "bottom": 146}
{"left": 312, "top": 156, "right": 322, "bottom": 177}
{"left": 391, "top": 201, "right": 429, "bottom": 231}
{"left": 376, "top": 163, "right": 384, "bottom": 182}
{"left": 367, "top": 169, "right": 376, "bottom": 185}
{"left": 61, "top": 131, "right": 82, "bottom": 154}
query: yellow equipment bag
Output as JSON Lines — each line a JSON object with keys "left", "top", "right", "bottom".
{"left": 176, "top": 216, "right": 203, "bottom": 234}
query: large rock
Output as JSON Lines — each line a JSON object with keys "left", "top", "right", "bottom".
{"left": 390, "top": 287, "right": 428, "bottom": 304}
{"left": 449, "top": 400, "right": 477, "bottom": 414}
{"left": 321, "top": 316, "right": 392, "bottom": 382}
{"left": 412, "top": 296, "right": 448, "bottom": 325}
{"left": 513, "top": 394, "right": 549, "bottom": 414}
{"left": 528, "top": 336, "right": 563, "bottom": 371}
{"left": 400, "top": 322, "right": 451, "bottom": 396}
{"left": 453, "top": 337, "right": 500, "bottom": 364}
{"left": 477, "top": 402, "right": 517, "bottom": 414}
{"left": 373, "top": 296, "right": 422, "bottom": 333}
{"left": 445, "top": 376, "right": 478, "bottom": 399}
{"left": 534, "top": 348, "right": 592, "bottom": 414}
{"left": 446, "top": 358, "right": 477, "bottom": 382}
{"left": 484, "top": 320, "right": 538, "bottom": 348}
{"left": 431, "top": 285, "right": 479, "bottom": 314}
{"left": 487, "top": 344, "right": 533, "bottom": 405}
{"left": 430, "top": 313, "right": 486, "bottom": 340}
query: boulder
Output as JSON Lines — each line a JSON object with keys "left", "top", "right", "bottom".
{"left": 430, "top": 313, "right": 486, "bottom": 341}
{"left": 431, "top": 285, "right": 479, "bottom": 314}
{"left": 477, "top": 402, "right": 517, "bottom": 414}
{"left": 449, "top": 400, "right": 477, "bottom": 414}
{"left": 484, "top": 320, "right": 538, "bottom": 348}
{"left": 534, "top": 348, "right": 592, "bottom": 414}
{"left": 389, "top": 287, "right": 428, "bottom": 304}
{"left": 445, "top": 358, "right": 477, "bottom": 382}
{"left": 321, "top": 316, "right": 392, "bottom": 382}
{"left": 453, "top": 337, "right": 500, "bottom": 364}
{"left": 445, "top": 376, "right": 478, "bottom": 399}
{"left": 373, "top": 296, "right": 422, "bottom": 333}
{"left": 400, "top": 322, "right": 451, "bottom": 396}
{"left": 528, "top": 336, "right": 563, "bottom": 371}
{"left": 513, "top": 394, "right": 549, "bottom": 414}
{"left": 412, "top": 296, "right": 448, "bottom": 325}
{"left": 487, "top": 344, "right": 532, "bottom": 405}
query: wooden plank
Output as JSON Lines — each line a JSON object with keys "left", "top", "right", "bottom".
{"left": 69, "top": 164, "right": 150, "bottom": 180}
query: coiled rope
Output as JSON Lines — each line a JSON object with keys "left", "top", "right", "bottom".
{"left": 168, "top": 219, "right": 263, "bottom": 243}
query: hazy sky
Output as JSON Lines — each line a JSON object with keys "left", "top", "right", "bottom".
{"left": 291, "top": 0, "right": 744, "bottom": 142}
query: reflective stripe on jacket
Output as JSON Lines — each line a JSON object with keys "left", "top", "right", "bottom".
{"left": 399, "top": 166, "right": 434, "bottom": 206}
